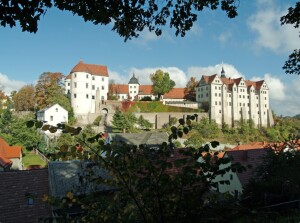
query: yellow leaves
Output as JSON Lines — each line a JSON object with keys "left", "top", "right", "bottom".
{"left": 66, "top": 191, "right": 74, "bottom": 199}
{"left": 42, "top": 194, "right": 49, "bottom": 202}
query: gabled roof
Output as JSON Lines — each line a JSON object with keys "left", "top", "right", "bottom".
{"left": 0, "top": 137, "right": 22, "bottom": 168}
{"left": 65, "top": 74, "right": 71, "bottom": 79}
{"left": 163, "top": 88, "right": 185, "bottom": 99}
{"left": 200, "top": 74, "right": 267, "bottom": 91}
{"left": 71, "top": 60, "right": 109, "bottom": 77}
{"left": 200, "top": 74, "right": 218, "bottom": 84}
{"left": 139, "top": 85, "right": 153, "bottom": 95}
{"left": 37, "top": 103, "right": 68, "bottom": 113}
{"left": 110, "top": 84, "right": 128, "bottom": 94}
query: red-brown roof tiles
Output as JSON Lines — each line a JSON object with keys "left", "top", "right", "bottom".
{"left": 0, "top": 138, "right": 22, "bottom": 168}
{"left": 110, "top": 84, "right": 129, "bottom": 94}
{"left": 139, "top": 85, "right": 153, "bottom": 95}
{"left": 65, "top": 74, "right": 71, "bottom": 79}
{"left": 163, "top": 88, "right": 185, "bottom": 99}
{"left": 71, "top": 60, "right": 109, "bottom": 77}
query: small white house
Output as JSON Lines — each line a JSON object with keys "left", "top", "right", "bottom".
{"left": 37, "top": 104, "right": 68, "bottom": 126}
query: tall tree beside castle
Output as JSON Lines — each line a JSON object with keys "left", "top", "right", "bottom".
{"left": 150, "top": 70, "right": 175, "bottom": 100}
{"left": 184, "top": 77, "right": 199, "bottom": 101}
{"left": 12, "top": 84, "right": 35, "bottom": 111}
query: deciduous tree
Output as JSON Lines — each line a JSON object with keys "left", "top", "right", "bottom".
{"left": 150, "top": 69, "right": 175, "bottom": 100}
{"left": 12, "top": 84, "right": 35, "bottom": 111}
{"left": 184, "top": 77, "right": 199, "bottom": 101}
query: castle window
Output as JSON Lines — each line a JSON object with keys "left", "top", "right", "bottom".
{"left": 50, "top": 116, "right": 53, "bottom": 121}
{"left": 229, "top": 102, "right": 231, "bottom": 106}
{"left": 257, "top": 104, "right": 258, "bottom": 107}
{"left": 68, "top": 83, "right": 70, "bottom": 86}
{"left": 219, "top": 93, "right": 221, "bottom": 97}
{"left": 206, "top": 87, "right": 208, "bottom": 90}
{"left": 234, "top": 87, "right": 236, "bottom": 91}
{"left": 86, "top": 94, "right": 89, "bottom": 99}
{"left": 56, "top": 108, "right": 58, "bottom": 112}
{"left": 215, "top": 86, "right": 217, "bottom": 90}
{"left": 74, "top": 94, "right": 76, "bottom": 98}
{"left": 102, "top": 86, "right": 104, "bottom": 90}
{"left": 92, "top": 76, "right": 95, "bottom": 80}
{"left": 215, "top": 93, "right": 217, "bottom": 97}
{"left": 206, "top": 93, "right": 208, "bottom": 97}
{"left": 265, "top": 104, "right": 267, "bottom": 108}
{"left": 86, "top": 83, "right": 88, "bottom": 88}
{"left": 74, "top": 73, "right": 76, "bottom": 78}
{"left": 219, "top": 110, "right": 222, "bottom": 113}
{"left": 130, "top": 91, "right": 132, "bottom": 93}
{"left": 74, "top": 82, "right": 77, "bottom": 88}
{"left": 101, "top": 96, "right": 104, "bottom": 100}
{"left": 102, "top": 77, "right": 104, "bottom": 81}
{"left": 219, "top": 102, "right": 221, "bottom": 105}
{"left": 198, "top": 95, "right": 200, "bottom": 98}
{"left": 134, "top": 86, "right": 136, "bottom": 88}
{"left": 243, "top": 95, "right": 245, "bottom": 99}
{"left": 86, "top": 74, "right": 88, "bottom": 78}
{"left": 243, "top": 103, "right": 245, "bottom": 106}
{"left": 130, "top": 86, "right": 132, "bottom": 88}
{"left": 239, "top": 95, "right": 241, "bottom": 98}
{"left": 201, "top": 94, "right": 203, "bottom": 98}
{"left": 258, "top": 111, "right": 260, "bottom": 114}
{"left": 265, "top": 97, "right": 267, "bottom": 100}
{"left": 247, "top": 103, "right": 249, "bottom": 107}
{"left": 215, "top": 102, "right": 217, "bottom": 105}
{"left": 219, "top": 87, "right": 221, "bottom": 90}
{"left": 239, "top": 103, "right": 241, "bottom": 106}
{"left": 92, "top": 85, "right": 95, "bottom": 90}
{"left": 247, "top": 96, "right": 249, "bottom": 99}
{"left": 134, "top": 91, "right": 136, "bottom": 93}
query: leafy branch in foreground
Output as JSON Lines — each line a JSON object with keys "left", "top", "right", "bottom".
{"left": 27, "top": 115, "right": 244, "bottom": 222}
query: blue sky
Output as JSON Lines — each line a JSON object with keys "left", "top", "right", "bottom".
{"left": 0, "top": 0, "right": 299, "bottom": 116}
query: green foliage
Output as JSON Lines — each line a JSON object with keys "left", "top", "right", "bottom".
{"left": 131, "top": 101, "right": 202, "bottom": 113}
{"left": 0, "top": 112, "right": 43, "bottom": 149}
{"left": 137, "top": 115, "right": 153, "bottom": 129}
{"left": 243, "top": 140, "right": 300, "bottom": 210}
{"left": 39, "top": 114, "right": 243, "bottom": 222}
{"left": 150, "top": 70, "right": 175, "bottom": 100}
{"left": 112, "top": 110, "right": 137, "bottom": 133}
{"left": 184, "top": 132, "right": 205, "bottom": 149}
{"left": 139, "top": 96, "right": 152, "bottom": 101}
{"left": 92, "top": 115, "right": 102, "bottom": 126}
{"left": 192, "top": 117, "right": 220, "bottom": 139}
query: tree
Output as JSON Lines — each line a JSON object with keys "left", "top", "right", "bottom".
{"left": 111, "top": 110, "right": 137, "bottom": 133}
{"left": 184, "top": 77, "right": 199, "bottom": 101}
{"left": 12, "top": 84, "right": 35, "bottom": 111}
{"left": 150, "top": 69, "right": 175, "bottom": 100}
{"left": 281, "top": 2, "right": 300, "bottom": 75}
{"left": 0, "top": 0, "right": 239, "bottom": 40}
{"left": 137, "top": 115, "right": 153, "bottom": 129}
{"left": 243, "top": 140, "right": 300, "bottom": 209}
{"left": 0, "top": 90, "right": 7, "bottom": 110}
{"left": 35, "top": 72, "right": 75, "bottom": 123}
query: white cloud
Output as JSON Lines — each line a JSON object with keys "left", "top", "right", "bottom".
{"left": 251, "top": 73, "right": 286, "bottom": 101}
{"left": 0, "top": 73, "right": 27, "bottom": 95}
{"left": 217, "top": 31, "right": 233, "bottom": 45}
{"left": 187, "top": 63, "right": 244, "bottom": 79}
{"left": 131, "top": 29, "right": 174, "bottom": 47}
{"left": 248, "top": 0, "right": 299, "bottom": 53}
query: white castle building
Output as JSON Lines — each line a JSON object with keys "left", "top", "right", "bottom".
{"left": 65, "top": 60, "right": 109, "bottom": 115}
{"left": 196, "top": 68, "right": 274, "bottom": 127}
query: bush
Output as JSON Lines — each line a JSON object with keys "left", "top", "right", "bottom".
{"left": 92, "top": 115, "right": 102, "bottom": 126}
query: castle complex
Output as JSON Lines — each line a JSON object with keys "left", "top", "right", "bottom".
{"left": 65, "top": 61, "right": 273, "bottom": 127}
{"left": 196, "top": 68, "right": 274, "bottom": 127}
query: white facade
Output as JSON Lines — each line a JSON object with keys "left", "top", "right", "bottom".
{"left": 65, "top": 61, "right": 109, "bottom": 115}
{"left": 196, "top": 70, "right": 274, "bottom": 127}
{"left": 37, "top": 104, "right": 68, "bottom": 126}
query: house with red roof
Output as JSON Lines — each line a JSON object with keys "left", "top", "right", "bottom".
{"left": 0, "top": 137, "right": 23, "bottom": 171}
{"left": 196, "top": 67, "right": 274, "bottom": 127}
{"left": 65, "top": 60, "right": 109, "bottom": 115}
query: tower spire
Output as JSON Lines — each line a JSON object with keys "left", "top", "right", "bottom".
{"left": 221, "top": 63, "right": 226, "bottom": 78}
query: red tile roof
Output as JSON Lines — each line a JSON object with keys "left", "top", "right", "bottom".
{"left": 65, "top": 73, "right": 71, "bottom": 79}
{"left": 201, "top": 74, "right": 266, "bottom": 91}
{"left": 71, "top": 60, "right": 109, "bottom": 77}
{"left": 139, "top": 85, "right": 153, "bottom": 95}
{"left": 0, "top": 137, "right": 22, "bottom": 168}
{"left": 163, "top": 88, "right": 185, "bottom": 99}
{"left": 110, "top": 84, "right": 129, "bottom": 94}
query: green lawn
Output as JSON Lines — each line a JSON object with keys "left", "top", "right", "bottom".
{"left": 22, "top": 149, "right": 47, "bottom": 169}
